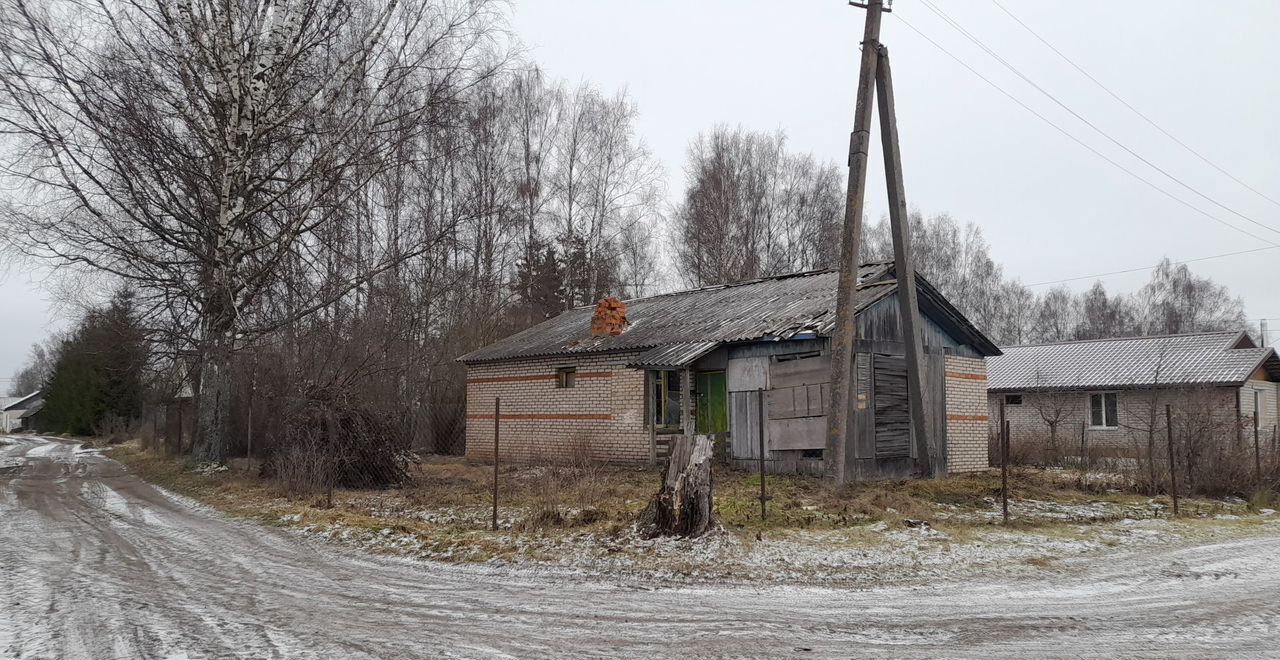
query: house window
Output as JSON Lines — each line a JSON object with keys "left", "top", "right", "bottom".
{"left": 1089, "top": 392, "right": 1118, "bottom": 428}
{"left": 556, "top": 366, "right": 576, "bottom": 388}
{"left": 651, "top": 370, "right": 683, "bottom": 428}
{"left": 1004, "top": 394, "right": 1024, "bottom": 406}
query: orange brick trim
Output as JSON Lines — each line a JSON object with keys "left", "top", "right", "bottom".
{"left": 946, "top": 372, "right": 987, "bottom": 381}
{"left": 466, "top": 413, "right": 613, "bottom": 421}
{"left": 467, "top": 371, "right": 612, "bottom": 384}
{"left": 947, "top": 414, "right": 989, "bottom": 422}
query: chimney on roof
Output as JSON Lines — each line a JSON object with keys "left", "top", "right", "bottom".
{"left": 590, "top": 297, "right": 628, "bottom": 337}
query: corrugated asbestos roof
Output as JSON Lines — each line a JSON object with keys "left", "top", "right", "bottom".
{"left": 988, "top": 331, "right": 1280, "bottom": 392}
{"left": 628, "top": 341, "right": 722, "bottom": 369}
{"left": 459, "top": 262, "right": 999, "bottom": 364}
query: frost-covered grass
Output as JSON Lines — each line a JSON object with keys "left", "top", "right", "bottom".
{"left": 109, "top": 443, "right": 1278, "bottom": 586}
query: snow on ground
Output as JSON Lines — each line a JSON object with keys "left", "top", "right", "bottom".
{"left": 279, "top": 497, "right": 1266, "bottom": 588}
{"left": 8, "top": 435, "right": 1280, "bottom": 658}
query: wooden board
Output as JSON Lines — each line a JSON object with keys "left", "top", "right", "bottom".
{"left": 873, "top": 354, "right": 912, "bottom": 459}
{"left": 726, "top": 356, "right": 768, "bottom": 392}
{"left": 767, "top": 383, "right": 828, "bottom": 420}
{"left": 768, "top": 416, "right": 826, "bottom": 451}
{"left": 728, "top": 390, "right": 768, "bottom": 460}
{"left": 769, "top": 353, "right": 829, "bottom": 389}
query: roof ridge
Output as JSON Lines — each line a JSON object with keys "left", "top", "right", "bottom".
{"left": 601, "top": 261, "right": 896, "bottom": 307}
{"left": 1000, "top": 330, "right": 1239, "bottom": 349}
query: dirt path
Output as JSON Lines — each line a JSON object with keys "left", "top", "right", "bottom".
{"left": 2, "top": 436, "right": 1278, "bottom": 659}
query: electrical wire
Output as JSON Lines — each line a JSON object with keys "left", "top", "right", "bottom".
{"left": 890, "top": 12, "right": 1280, "bottom": 248}
{"left": 1024, "top": 245, "right": 1280, "bottom": 287}
{"left": 988, "top": 0, "right": 1280, "bottom": 210}
{"left": 915, "top": 0, "right": 1280, "bottom": 239}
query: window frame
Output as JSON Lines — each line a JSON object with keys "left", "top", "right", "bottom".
{"left": 1088, "top": 391, "right": 1119, "bottom": 429}
{"left": 555, "top": 366, "right": 577, "bottom": 389}
{"left": 650, "top": 369, "right": 683, "bottom": 429}
{"left": 1003, "top": 393, "right": 1024, "bottom": 406}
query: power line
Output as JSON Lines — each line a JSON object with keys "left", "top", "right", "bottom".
{"left": 988, "top": 0, "right": 1280, "bottom": 210}
{"left": 890, "top": 13, "right": 1280, "bottom": 248}
{"left": 914, "top": 0, "right": 1280, "bottom": 240}
{"left": 1025, "top": 244, "right": 1280, "bottom": 287}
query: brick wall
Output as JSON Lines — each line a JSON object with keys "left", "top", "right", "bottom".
{"left": 466, "top": 350, "right": 995, "bottom": 475}
{"left": 1240, "top": 380, "right": 1280, "bottom": 443}
{"left": 944, "top": 355, "right": 989, "bottom": 473}
{"left": 464, "top": 351, "right": 650, "bottom": 465}
{"left": 988, "top": 387, "right": 1241, "bottom": 452}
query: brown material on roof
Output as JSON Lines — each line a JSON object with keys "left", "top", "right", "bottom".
{"left": 589, "top": 297, "right": 628, "bottom": 337}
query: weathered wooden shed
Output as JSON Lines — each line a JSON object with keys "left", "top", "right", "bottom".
{"left": 459, "top": 261, "right": 1001, "bottom": 479}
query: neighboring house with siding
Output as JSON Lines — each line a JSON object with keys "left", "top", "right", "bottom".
{"left": 1, "top": 391, "right": 44, "bottom": 433}
{"left": 987, "top": 332, "right": 1280, "bottom": 452}
{"left": 458, "top": 261, "right": 1001, "bottom": 479}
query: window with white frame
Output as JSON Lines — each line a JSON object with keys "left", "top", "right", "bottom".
{"left": 1089, "top": 392, "right": 1118, "bottom": 428}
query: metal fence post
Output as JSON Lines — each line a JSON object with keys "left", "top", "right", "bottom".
{"left": 492, "top": 397, "right": 500, "bottom": 532}
{"left": 1001, "top": 419, "right": 1010, "bottom": 525}
{"left": 1166, "top": 405, "right": 1179, "bottom": 517}
{"left": 1253, "top": 403, "right": 1262, "bottom": 486}
{"left": 757, "top": 388, "right": 766, "bottom": 521}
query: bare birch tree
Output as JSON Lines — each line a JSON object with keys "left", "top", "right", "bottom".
{"left": 673, "top": 126, "right": 841, "bottom": 286}
{"left": 0, "top": 0, "right": 506, "bottom": 462}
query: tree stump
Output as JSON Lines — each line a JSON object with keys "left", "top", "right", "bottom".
{"left": 636, "top": 434, "right": 714, "bottom": 538}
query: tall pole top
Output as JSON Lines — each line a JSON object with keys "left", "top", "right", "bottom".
{"left": 849, "top": 0, "right": 893, "bottom": 11}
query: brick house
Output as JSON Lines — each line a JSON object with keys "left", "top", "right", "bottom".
{"left": 459, "top": 261, "right": 1001, "bottom": 478}
{"left": 987, "top": 331, "right": 1280, "bottom": 452}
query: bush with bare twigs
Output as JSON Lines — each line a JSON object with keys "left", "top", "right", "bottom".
{"left": 261, "top": 385, "right": 411, "bottom": 498}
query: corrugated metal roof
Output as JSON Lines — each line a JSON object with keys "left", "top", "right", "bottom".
{"left": 459, "top": 262, "right": 999, "bottom": 364}
{"left": 2, "top": 391, "right": 41, "bottom": 412}
{"left": 988, "top": 331, "right": 1278, "bottom": 391}
{"left": 627, "top": 341, "right": 722, "bottom": 369}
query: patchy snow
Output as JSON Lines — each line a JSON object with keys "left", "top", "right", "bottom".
{"left": 7, "top": 435, "right": 1280, "bottom": 658}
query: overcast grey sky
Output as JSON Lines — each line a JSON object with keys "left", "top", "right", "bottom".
{"left": 2, "top": 0, "right": 1278, "bottom": 379}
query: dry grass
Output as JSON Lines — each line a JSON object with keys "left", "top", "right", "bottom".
{"left": 108, "top": 442, "right": 1271, "bottom": 571}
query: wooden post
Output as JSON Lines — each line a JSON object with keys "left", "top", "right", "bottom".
{"left": 492, "top": 397, "right": 500, "bottom": 532}
{"left": 646, "top": 371, "right": 657, "bottom": 467}
{"left": 1166, "top": 405, "right": 1179, "bottom": 517}
{"left": 875, "top": 44, "right": 931, "bottom": 477}
{"left": 757, "top": 388, "right": 767, "bottom": 521}
{"left": 826, "top": 0, "right": 885, "bottom": 483}
{"left": 681, "top": 368, "right": 695, "bottom": 438}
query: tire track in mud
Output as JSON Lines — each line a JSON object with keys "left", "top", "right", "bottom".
{"left": 3, "top": 436, "right": 1280, "bottom": 658}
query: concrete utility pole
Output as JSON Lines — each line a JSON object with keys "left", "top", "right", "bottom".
{"left": 828, "top": 0, "right": 934, "bottom": 481}
{"left": 1262, "top": 319, "right": 1269, "bottom": 347}
{"left": 826, "top": 0, "right": 885, "bottom": 483}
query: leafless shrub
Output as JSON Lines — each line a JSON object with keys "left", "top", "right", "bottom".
{"left": 261, "top": 385, "right": 410, "bottom": 493}
{"left": 270, "top": 433, "right": 335, "bottom": 500}
{"left": 93, "top": 414, "right": 135, "bottom": 445}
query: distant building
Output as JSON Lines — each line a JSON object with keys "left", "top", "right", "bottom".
{"left": 987, "top": 331, "right": 1280, "bottom": 451}
{"left": 459, "top": 261, "right": 1001, "bottom": 479}
{"left": 2, "top": 391, "right": 44, "bottom": 433}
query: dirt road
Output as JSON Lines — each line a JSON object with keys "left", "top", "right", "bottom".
{"left": 3, "top": 436, "right": 1278, "bottom": 659}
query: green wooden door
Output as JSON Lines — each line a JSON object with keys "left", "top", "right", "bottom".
{"left": 696, "top": 371, "right": 728, "bottom": 434}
